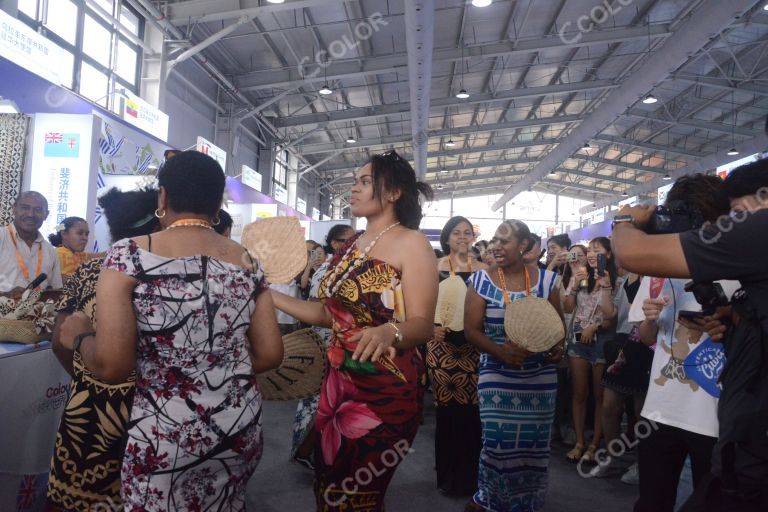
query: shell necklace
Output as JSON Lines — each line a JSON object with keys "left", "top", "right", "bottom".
{"left": 324, "top": 221, "right": 400, "bottom": 296}
{"left": 165, "top": 218, "right": 213, "bottom": 231}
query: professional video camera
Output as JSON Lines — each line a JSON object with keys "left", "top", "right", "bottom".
{"left": 644, "top": 200, "right": 705, "bottom": 235}
{"left": 684, "top": 281, "right": 731, "bottom": 316}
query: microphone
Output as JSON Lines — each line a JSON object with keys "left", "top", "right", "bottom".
{"left": 26, "top": 273, "right": 47, "bottom": 290}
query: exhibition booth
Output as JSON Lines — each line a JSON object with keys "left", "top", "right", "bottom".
{"left": 0, "top": 13, "right": 315, "bottom": 510}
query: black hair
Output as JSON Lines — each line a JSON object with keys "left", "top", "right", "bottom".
{"left": 434, "top": 248, "right": 445, "bottom": 259}
{"left": 213, "top": 209, "right": 233, "bottom": 235}
{"left": 588, "top": 237, "right": 617, "bottom": 293}
{"left": 561, "top": 244, "right": 587, "bottom": 289}
{"left": 721, "top": 159, "right": 768, "bottom": 201}
{"left": 529, "top": 233, "right": 542, "bottom": 246}
{"left": 474, "top": 240, "right": 489, "bottom": 251}
{"left": 98, "top": 187, "right": 161, "bottom": 242}
{"left": 500, "top": 219, "right": 533, "bottom": 254}
{"left": 666, "top": 173, "right": 729, "bottom": 223}
{"left": 369, "top": 150, "right": 433, "bottom": 229}
{"left": 548, "top": 234, "right": 572, "bottom": 250}
{"left": 157, "top": 150, "right": 225, "bottom": 218}
{"left": 471, "top": 246, "right": 482, "bottom": 260}
{"left": 439, "top": 216, "right": 474, "bottom": 254}
{"left": 325, "top": 224, "right": 355, "bottom": 254}
{"left": 48, "top": 216, "right": 87, "bottom": 247}
{"left": 14, "top": 191, "right": 48, "bottom": 211}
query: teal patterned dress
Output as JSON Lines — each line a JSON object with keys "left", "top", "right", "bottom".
{"left": 469, "top": 269, "right": 559, "bottom": 512}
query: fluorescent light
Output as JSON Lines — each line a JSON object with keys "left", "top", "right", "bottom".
{"left": 455, "top": 89, "right": 470, "bottom": 99}
{"left": 0, "top": 98, "right": 20, "bottom": 113}
{"left": 727, "top": 147, "right": 739, "bottom": 156}
{"left": 642, "top": 94, "right": 658, "bottom": 104}
{"left": 445, "top": 138, "right": 456, "bottom": 147}
{"left": 346, "top": 135, "right": 356, "bottom": 143}
{"left": 663, "top": 174, "right": 671, "bottom": 180}
{"left": 472, "top": 0, "right": 492, "bottom": 6}
{"left": 318, "top": 84, "right": 333, "bottom": 95}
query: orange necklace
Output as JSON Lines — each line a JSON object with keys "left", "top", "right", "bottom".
{"left": 497, "top": 266, "right": 532, "bottom": 306}
{"left": 7, "top": 225, "right": 43, "bottom": 282}
{"left": 165, "top": 218, "right": 213, "bottom": 231}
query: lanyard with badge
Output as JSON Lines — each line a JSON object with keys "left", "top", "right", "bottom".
{"left": 7, "top": 225, "right": 43, "bottom": 287}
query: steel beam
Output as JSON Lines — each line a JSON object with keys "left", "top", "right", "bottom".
{"left": 626, "top": 110, "right": 761, "bottom": 137}
{"left": 168, "top": 0, "right": 339, "bottom": 25}
{"left": 273, "top": 80, "right": 618, "bottom": 129}
{"left": 594, "top": 134, "right": 704, "bottom": 158}
{"left": 235, "top": 24, "right": 672, "bottom": 92}
{"left": 582, "top": 132, "right": 768, "bottom": 213}
{"left": 404, "top": 0, "right": 434, "bottom": 177}
{"left": 492, "top": 1, "right": 757, "bottom": 210}
{"left": 299, "top": 115, "right": 581, "bottom": 154}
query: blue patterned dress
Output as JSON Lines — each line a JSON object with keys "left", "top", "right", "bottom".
{"left": 469, "top": 268, "right": 559, "bottom": 512}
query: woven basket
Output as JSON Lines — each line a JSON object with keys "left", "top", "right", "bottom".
{"left": 434, "top": 274, "right": 467, "bottom": 331}
{"left": 504, "top": 297, "right": 565, "bottom": 353}
{"left": 0, "top": 319, "right": 46, "bottom": 344}
{"left": 241, "top": 217, "right": 308, "bottom": 284}
{"left": 256, "top": 328, "right": 326, "bottom": 401}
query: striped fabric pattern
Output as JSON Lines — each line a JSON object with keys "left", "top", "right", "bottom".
{"left": 470, "top": 269, "right": 558, "bottom": 512}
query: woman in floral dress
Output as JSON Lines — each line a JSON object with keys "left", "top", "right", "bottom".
{"left": 271, "top": 150, "right": 437, "bottom": 511}
{"left": 59, "top": 151, "right": 284, "bottom": 511}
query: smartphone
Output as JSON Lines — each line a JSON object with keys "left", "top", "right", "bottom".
{"left": 597, "top": 253, "right": 607, "bottom": 277}
{"left": 310, "top": 249, "right": 318, "bottom": 259}
{"left": 567, "top": 252, "right": 578, "bottom": 263}
{"left": 678, "top": 310, "right": 705, "bottom": 321}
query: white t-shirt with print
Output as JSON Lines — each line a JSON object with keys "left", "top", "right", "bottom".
{"left": 628, "top": 277, "right": 739, "bottom": 438}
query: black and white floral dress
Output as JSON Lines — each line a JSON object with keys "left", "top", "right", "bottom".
{"left": 103, "top": 238, "right": 267, "bottom": 511}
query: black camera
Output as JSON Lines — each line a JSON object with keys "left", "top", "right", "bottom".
{"left": 684, "top": 281, "right": 730, "bottom": 316}
{"left": 644, "top": 200, "right": 705, "bottom": 235}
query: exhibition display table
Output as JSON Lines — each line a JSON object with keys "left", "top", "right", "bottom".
{"left": 0, "top": 341, "right": 70, "bottom": 511}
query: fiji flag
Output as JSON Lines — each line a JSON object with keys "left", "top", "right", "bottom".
{"left": 44, "top": 132, "right": 80, "bottom": 158}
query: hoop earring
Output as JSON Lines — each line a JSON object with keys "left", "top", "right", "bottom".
{"left": 212, "top": 216, "right": 221, "bottom": 226}
{"left": 154, "top": 209, "right": 166, "bottom": 219}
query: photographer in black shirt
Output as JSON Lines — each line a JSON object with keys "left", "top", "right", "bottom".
{"left": 611, "top": 160, "right": 768, "bottom": 511}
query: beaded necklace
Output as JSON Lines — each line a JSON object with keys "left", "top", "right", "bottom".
{"left": 164, "top": 218, "right": 214, "bottom": 231}
{"left": 323, "top": 221, "right": 400, "bottom": 296}
{"left": 447, "top": 253, "right": 473, "bottom": 275}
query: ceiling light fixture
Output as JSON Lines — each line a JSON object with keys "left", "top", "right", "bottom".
{"left": 445, "top": 138, "right": 455, "bottom": 147}
{"left": 472, "top": 0, "right": 492, "bottom": 6}
{"left": 346, "top": 134, "right": 356, "bottom": 143}
{"left": 455, "top": 44, "right": 470, "bottom": 99}
{"left": 548, "top": 169, "right": 557, "bottom": 176}
{"left": 727, "top": 147, "right": 739, "bottom": 156}
{"left": 622, "top": 191, "right": 629, "bottom": 197}
{"left": 642, "top": 93, "right": 658, "bottom": 104}
{"left": 266, "top": 0, "right": 285, "bottom": 3}
{"left": 318, "top": 84, "right": 333, "bottom": 95}
{"left": 582, "top": 142, "right": 592, "bottom": 151}
{"left": 728, "top": 91, "right": 739, "bottom": 157}
{"left": 663, "top": 173, "right": 671, "bottom": 180}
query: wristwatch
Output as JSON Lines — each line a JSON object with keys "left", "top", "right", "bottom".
{"left": 611, "top": 214, "right": 635, "bottom": 230}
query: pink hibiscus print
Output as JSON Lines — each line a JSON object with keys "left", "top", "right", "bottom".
{"left": 316, "top": 368, "right": 382, "bottom": 465}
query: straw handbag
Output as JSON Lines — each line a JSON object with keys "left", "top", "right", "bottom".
{"left": 434, "top": 273, "right": 468, "bottom": 332}
{"left": 256, "top": 328, "right": 326, "bottom": 401}
{"left": 0, "top": 319, "right": 47, "bottom": 344}
{"left": 241, "top": 217, "right": 308, "bottom": 284}
{"left": 499, "top": 268, "right": 565, "bottom": 353}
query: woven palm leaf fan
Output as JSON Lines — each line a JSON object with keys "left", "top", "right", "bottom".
{"left": 434, "top": 274, "right": 467, "bottom": 331}
{"left": 501, "top": 269, "right": 564, "bottom": 353}
{"left": 241, "top": 217, "right": 308, "bottom": 284}
{"left": 256, "top": 328, "right": 326, "bottom": 401}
